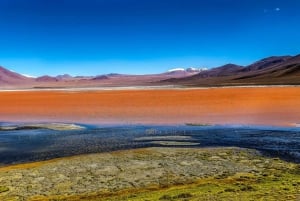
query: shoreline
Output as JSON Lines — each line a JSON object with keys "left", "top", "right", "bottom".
{"left": 0, "top": 84, "right": 300, "bottom": 92}
{"left": 1, "top": 121, "right": 299, "bottom": 130}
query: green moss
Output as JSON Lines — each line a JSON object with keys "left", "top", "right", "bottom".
{"left": 0, "top": 186, "right": 9, "bottom": 193}
{"left": 6, "top": 148, "right": 300, "bottom": 201}
{"left": 62, "top": 165, "right": 300, "bottom": 201}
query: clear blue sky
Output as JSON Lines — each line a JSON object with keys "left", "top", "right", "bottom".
{"left": 0, "top": 0, "right": 299, "bottom": 76}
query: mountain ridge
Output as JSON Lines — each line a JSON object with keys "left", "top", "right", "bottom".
{"left": 0, "top": 66, "right": 33, "bottom": 85}
{"left": 1, "top": 54, "right": 300, "bottom": 88}
{"left": 163, "top": 54, "right": 300, "bottom": 86}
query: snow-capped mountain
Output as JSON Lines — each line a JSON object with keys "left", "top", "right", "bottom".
{"left": 167, "top": 67, "right": 208, "bottom": 73}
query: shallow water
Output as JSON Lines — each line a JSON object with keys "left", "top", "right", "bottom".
{"left": 0, "top": 124, "right": 300, "bottom": 166}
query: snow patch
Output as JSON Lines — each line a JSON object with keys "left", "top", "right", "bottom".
{"left": 21, "top": 74, "right": 36, "bottom": 78}
{"left": 167, "top": 67, "right": 208, "bottom": 73}
{"left": 167, "top": 68, "right": 185, "bottom": 72}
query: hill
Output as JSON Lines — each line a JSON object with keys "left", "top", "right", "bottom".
{"left": 163, "top": 55, "right": 300, "bottom": 86}
{"left": 0, "top": 66, "right": 33, "bottom": 86}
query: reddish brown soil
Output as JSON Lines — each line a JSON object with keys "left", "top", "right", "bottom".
{"left": 1, "top": 87, "right": 300, "bottom": 126}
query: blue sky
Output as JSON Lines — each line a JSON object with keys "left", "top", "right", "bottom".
{"left": 0, "top": 0, "right": 299, "bottom": 76}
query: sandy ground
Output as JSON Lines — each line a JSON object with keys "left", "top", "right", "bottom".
{"left": 1, "top": 86, "right": 300, "bottom": 126}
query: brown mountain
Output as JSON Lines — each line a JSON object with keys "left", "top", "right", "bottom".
{"left": 35, "top": 76, "right": 58, "bottom": 82}
{"left": 0, "top": 66, "right": 33, "bottom": 85}
{"left": 92, "top": 75, "right": 110, "bottom": 80}
{"left": 1, "top": 54, "right": 300, "bottom": 89}
{"left": 239, "top": 56, "right": 292, "bottom": 72}
{"left": 163, "top": 64, "right": 243, "bottom": 83}
{"left": 164, "top": 55, "right": 300, "bottom": 86}
{"left": 192, "top": 64, "right": 244, "bottom": 78}
{"left": 233, "top": 55, "right": 300, "bottom": 81}
{"left": 56, "top": 74, "right": 73, "bottom": 80}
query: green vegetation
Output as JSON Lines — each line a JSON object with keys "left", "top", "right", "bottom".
{"left": 61, "top": 171, "right": 300, "bottom": 201}
{"left": 0, "top": 186, "right": 9, "bottom": 193}
{"left": 38, "top": 171, "right": 300, "bottom": 201}
{"left": 26, "top": 148, "right": 300, "bottom": 201}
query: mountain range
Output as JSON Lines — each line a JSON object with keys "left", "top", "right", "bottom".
{"left": 1, "top": 54, "right": 300, "bottom": 88}
{"left": 163, "top": 54, "right": 300, "bottom": 86}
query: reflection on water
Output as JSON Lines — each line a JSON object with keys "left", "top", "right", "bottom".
{"left": 0, "top": 124, "right": 299, "bottom": 165}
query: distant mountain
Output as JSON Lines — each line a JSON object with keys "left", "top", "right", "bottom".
{"left": 92, "top": 75, "right": 110, "bottom": 80}
{"left": 165, "top": 67, "right": 207, "bottom": 77}
{"left": 0, "top": 66, "right": 33, "bottom": 85}
{"left": 279, "top": 54, "right": 300, "bottom": 66}
{"left": 56, "top": 74, "right": 73, "bottom": 80}
{"left": 36, "top": 75, "right": 58, "bottom": 82}
{"left": 1, "top": 54, "right": 300, "bottom": 88}
{"left": 192, "top": 64, "right": 244, "bottom": 78}
{"left": 167, "top": 67, "right": 207, "bottom": 73}
{"left": 167, "top": 68, "right": 185, "bottom": 72}
{"left": 106, "top": 73, "right": 123, "bottom": 77}
{"left": 232, "top": 55, "right": 300, "bottom": 81}
{"left": 239, "top": 56, "right": 292, "bottom": 72}
{"left": 74, "top": 76, "right": 94, "bottom": 79}
{"left": 186, "top": 67, "right": 208, "bottom": 73}
{"left": 164, "top": 54, "right": 300, "bottom": 86}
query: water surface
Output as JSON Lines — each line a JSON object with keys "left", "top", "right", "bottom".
{"left": 0, "top": 124, "right": 299, "bottom": 166}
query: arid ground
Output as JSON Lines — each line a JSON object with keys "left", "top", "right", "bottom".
{"left": 1, "top": 86, "right": 300, "bottom": 126}
{"left": 1, "top": 147, "right": 300, "bottom": 201}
